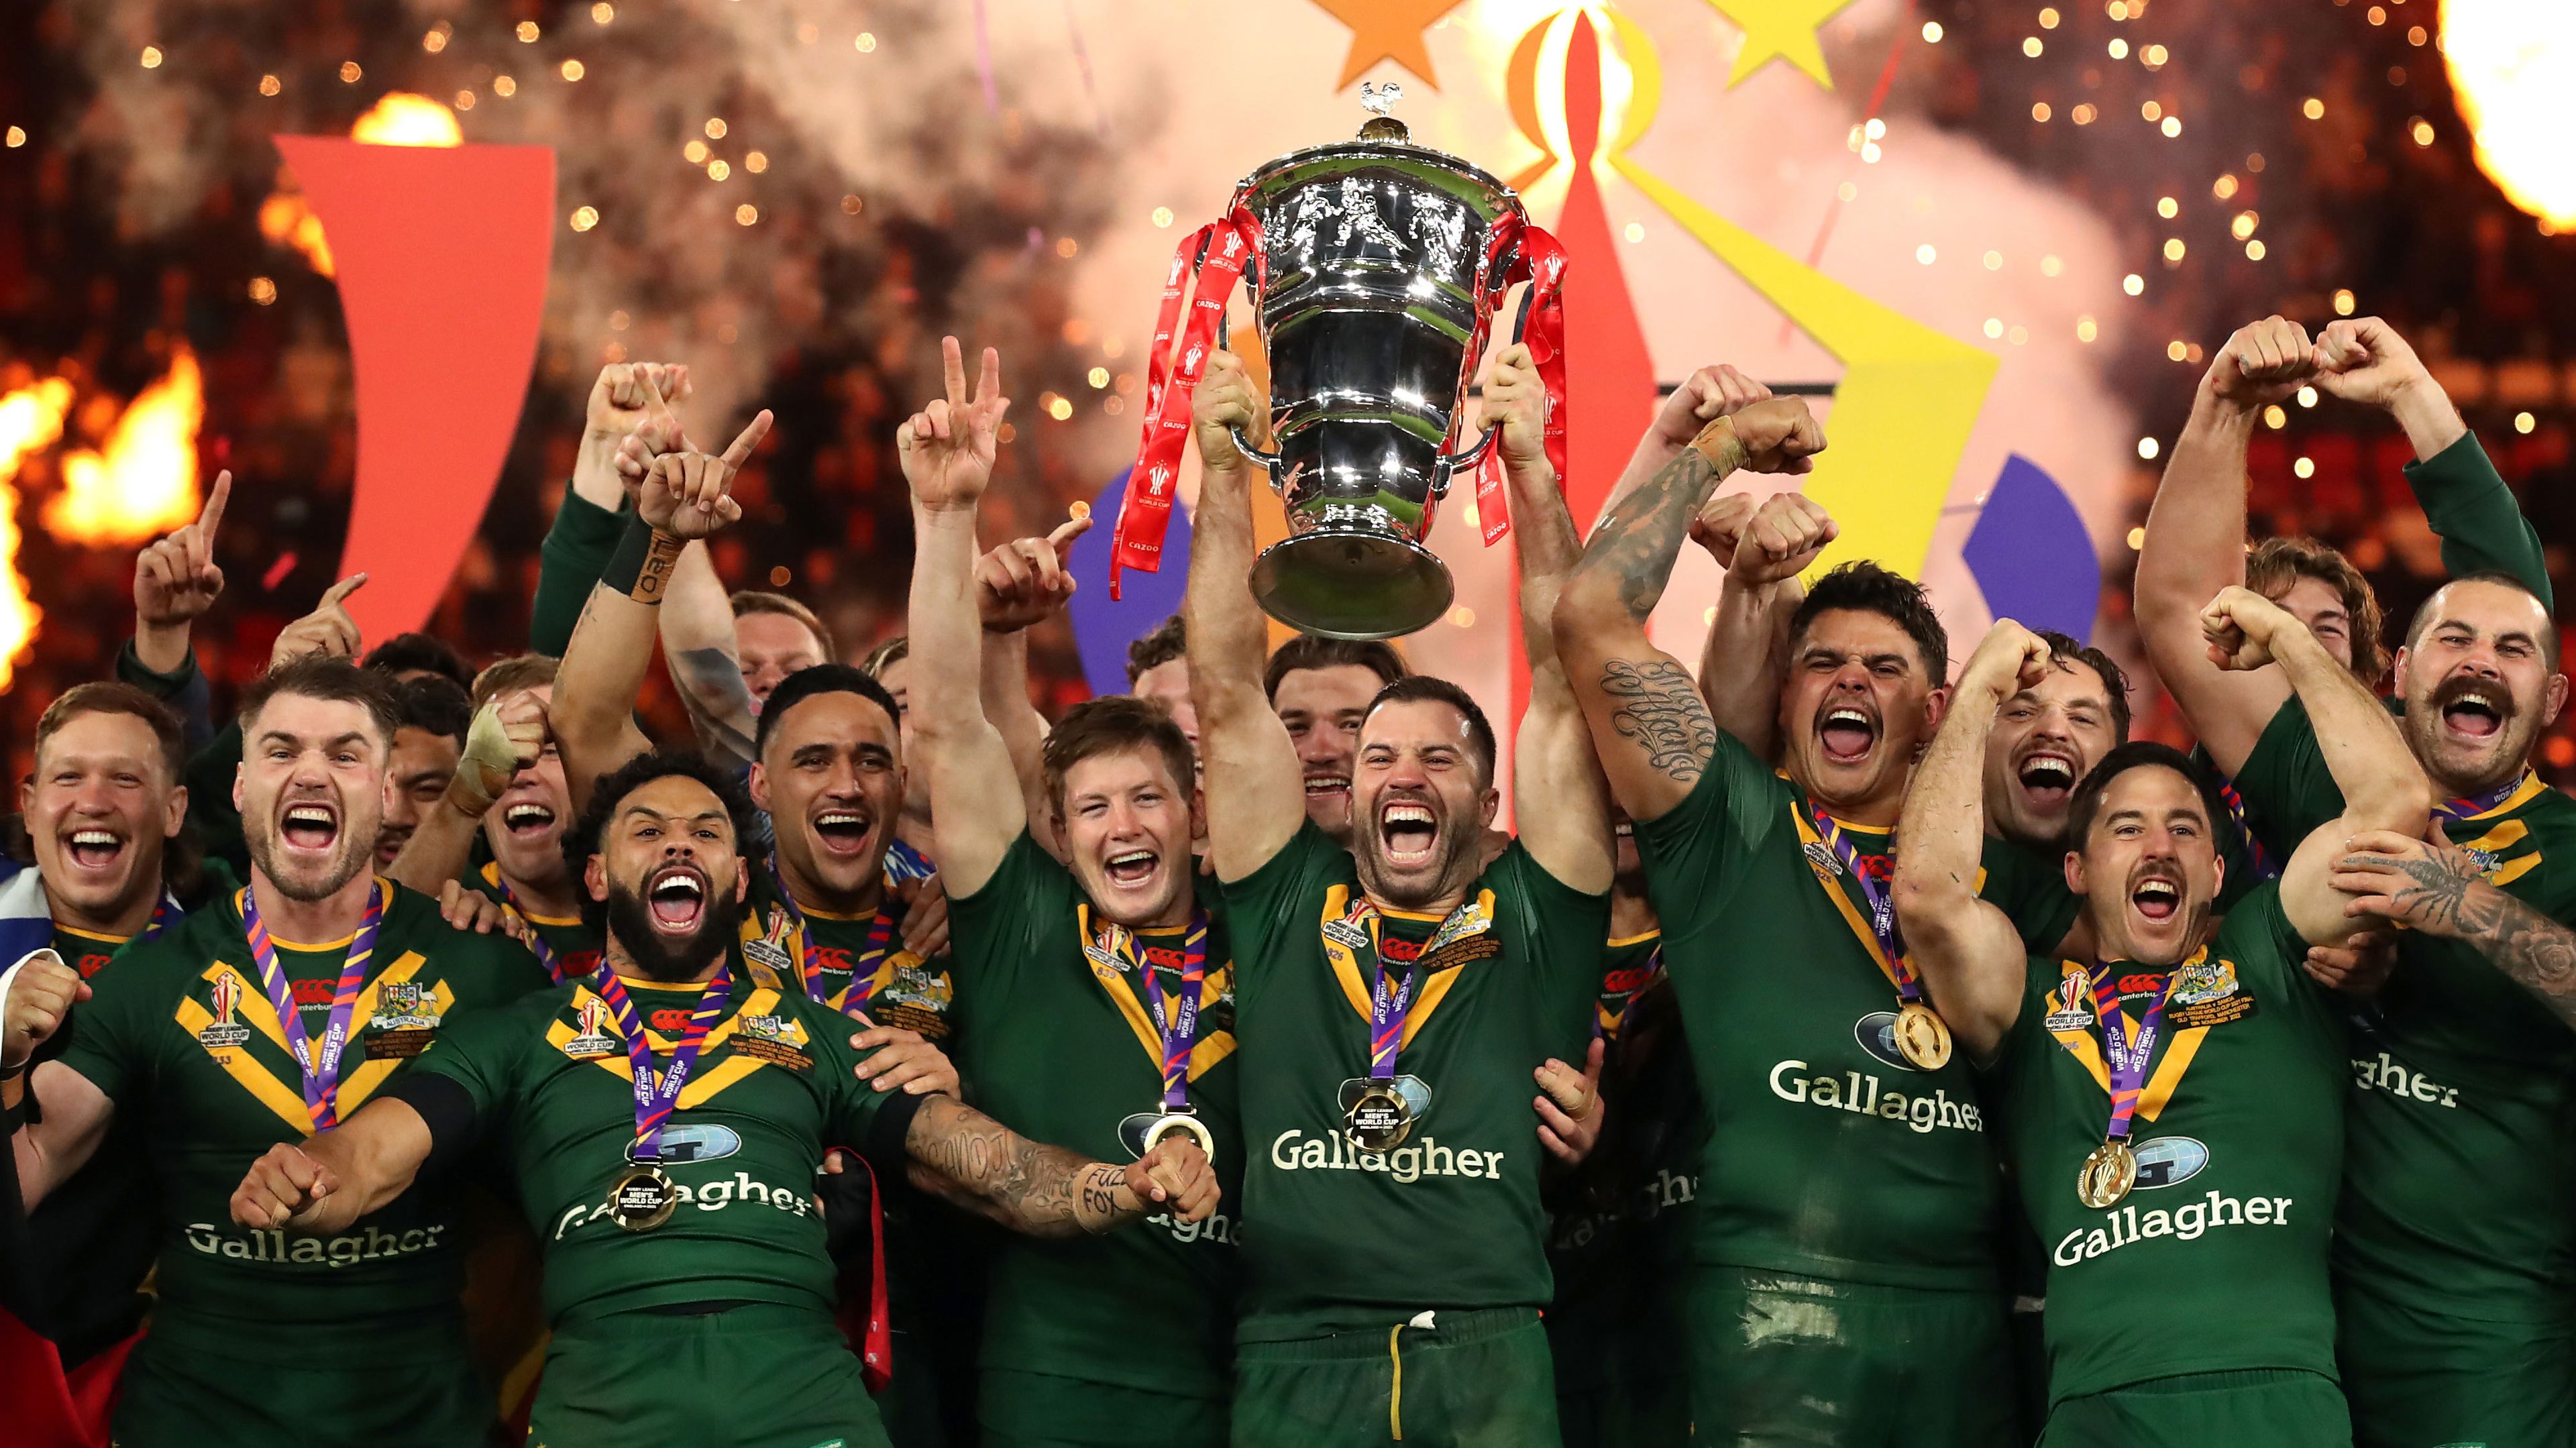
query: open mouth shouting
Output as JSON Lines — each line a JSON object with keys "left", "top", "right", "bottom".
{"left": 811, "top": 807, "right": 875, "bottom": 859}
{"left": 502, "top": 802, "right": 557, "bottom": 840}
{"left": 1102, "top": 846, "right": 1162, "bottom": 890}
{"left": 2130, "top": 873, "right": 2182, "bottom": 925}
{"left": 1379, "top": 798, "right": 1441, "bottom": 869}
{"left": 1815, "top": 703, "right": 1879, "bottom": 767}
{"left": 645, "top": 864, "right": 708, "bottom": 936}
{"left": 60, "top": 826, "right": 129, "bottom": 879}
{"left": 1303, "top": 770, "right": 1352, "bottom": 805}
{"left": 2436, "top": 679, "right": 2509, "bottom": 744}
{"left": 2016, "top": 750, "right": 2080, "bottom": 812}
{"left": 279, "top": 801, "right": 341, "bottom": 857}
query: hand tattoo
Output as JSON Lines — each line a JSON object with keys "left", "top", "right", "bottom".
{"left": 1600, "top": 660, "right": 1716, "bottom": 785}
{"left": 2349, "top": 846, "right": 2477, "bottom": 934}
{"left": 2447, "top": 877, "right": 2576, "bottom": 1028}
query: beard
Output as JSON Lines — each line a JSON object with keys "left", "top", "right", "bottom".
{"left": 244, "top": 812, "right": 372, "bottom": 903}
{"left": 1351, "top": 816, "right": 1479, "bottom": 911}
{"left": 603, "top": 881, "right": 746, "bottom": 983}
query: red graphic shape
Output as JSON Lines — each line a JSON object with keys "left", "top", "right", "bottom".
{"left": 273, "top": 138, "right": 555, "bottom": 644}
{"left": 1556, "top": 14, "right": 1659, "bottom": 538}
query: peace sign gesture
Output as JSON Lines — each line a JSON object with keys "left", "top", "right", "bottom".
{"left": 898, "top": 336, "right": 1012, "bottom": 514}
{"left": 136, "top": 469, "right": 230, "bottom": 630}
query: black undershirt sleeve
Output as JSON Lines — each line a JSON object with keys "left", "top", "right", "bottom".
{"left": 377, "top": 1071, "right": 484, "bottom": 1178}
{"left": 859, "top": 1089, "right": 928, "bottom": 1180}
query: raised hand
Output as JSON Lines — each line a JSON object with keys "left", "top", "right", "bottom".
{"left": 1, "top": 951, "right": 88, "bottom": 1070}
{"left": 1960, "top": 618, "right": 2055, "bottom": 704}
{"left": 977, "top": 514, "right": 1093, "bottom": 633}
{"left": 1723, "top": 397, "right": 1826, "bottom": 475}
{"left": 1652, "top": 364, "right": 1772, "bottom": 450}
{"left": 2200, "top": 583, "right": 2298, "bottom": 672}
{"left": 898, "top": 337, "right": 1012, "bottom": 513}
{"left": 1729, "top": 493, "right": 1838, "bottom": 586}
{"left": 2204, "top": 315, "right": 2318, "bottom": 410}
{"left": 229, "top": 1143, "right": 339, "bottom": 1231}
{"left": 1687, "top": 492, "right": 1758, "bottom": 564}
{"left": 1190, "top": 350, "right": 1261, "bottom": 474}
{"left": 586, "top": 362, "right": 692, "bottom": 450}
{"left": 639, "top": 412, "right": 769, "bottom": 541}
{"left": 136, "top": 470, "right": 229, "bottom": 632}
{"left": 2310, "top": 317, "right": 2433, "bottom": 410}
{"left": 1484, "top": 342, "right": 1552, "bottom": 469}
{"left": 1130, "top": 1134, "right": 1220, "bottom": 1223}
{"left": 269, "top": 573, "right": 369, "bottom": 667}
{"left": 451, "top": 689, "right": 550, "bottom": 816}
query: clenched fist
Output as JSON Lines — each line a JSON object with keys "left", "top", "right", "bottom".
{"left": 1717, "top": 397, "right": 1826, "bottom": 475}
{"left": 1729, "top": 494, "right": 1838, "bottom": 586}
{"left": 1960, "top": 618, "right": 2055, "bottom": 704}
{"left": 1128, "top": 1134, "right": 1220, "bottom": 1223}
{"left": 2204, "top": 315, "right": 2318, "bottom": 410}
{"left": 2, "top": 951, "right": 87, "bottom": 1070}
{"left": 2201, "top": 584, "right": 2301, "bottom": 672}
{"left": 231, "top": 1142, "right": 340, "bottom": 1232}
{"left": 1190, "top": 351, "right": 1263, "bottom": 475}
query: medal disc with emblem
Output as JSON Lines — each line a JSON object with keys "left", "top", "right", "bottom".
{"left": 1893, "top": 1001, "right": 1953, "bottom": 1071}
{"left": 609, "top": 1164, "right": 678, "bottom": 1231}
{"left": 1141, "top": 1109, "right": 1216, "bottom": 1159}
{"left": 1343, "top": 1083, "right": 1415, "bottom": 1151}
{"left": 2076, "top": 1140, "right": 2137, "bottom": 1209}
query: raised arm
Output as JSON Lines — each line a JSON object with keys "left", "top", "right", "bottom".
{"left": 1485, "top": 343, "right": 1612, "bottom": 893}
{"left": 900, "top": 1092, "right": 1216, "bottom": 1236}
{"left": 5, "top": 956, "right": 109, "bottom": 1209}
{"left": 900, "top": 337, "right": 1029, "bottom": 898}
{"left": 226, "top": 1096, "right": 437, "bottom": 1237}
{"left": 555, "top": 401, "right": 769, "bottom": 814}
{"left": 974, "top": 524, "right": 1086, "bottom": 862}
{"left": 1893, "top": 622, "right": 2057, "bottom": 1062}
{"left": 1552, "top": 399, "right": 1824, "bottom": 824}
{"left": 659, "top": 542, "right": 761, "bottom": 769}
{"left": 129, "top": 470, "right": 228, "bottom": 684}
{"left": 2204, "top": 586, "right": 2432, "bottom": 944}
{"left": 1704, "top": 493, "right": 1837, "bottom": 761}
{"left": 387, "top": 689, "right": 548, "bottom": 895}
{"left": 2312, "top": 317, "right": 2551, "bottom": 605}
{"left": 2135, "top": 319, "right": 2316, "bottom": 773}
{"left": 1183, "top": 351, "right": 1307, "bottom": 881}
{"left": 534, "top": 364, "right": 690, "bottom": 655}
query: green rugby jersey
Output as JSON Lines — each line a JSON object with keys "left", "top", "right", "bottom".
{"left": 740, "top": 868, "right": 953, "bottom": 1042}
{"left": 466, "top": 860, "right": 603, "bottom": 982}
{"left": 1994, "top": 885, "right": 2347, "bottom": 1404}
{"left": 1219, "top": 822, "right": 1609, "bottom": 1343}
{"left": 2234, "top": 696, "right": 2576, "bottom": 1321}
{"left": 1631, "top": 738, "right": 2079, "bottom": 1291}
{"left": 28, "top": 922, "right": 157, "bottom": 1364}
{"left": 1544, "top": 932, "right": 1704, "bottom": 1392}
{"left": 946, "top": 831, "right": 1240, "bottom": 1399}
{"left": 409, "top": 972, "right": 904, "bottom": 1323}
{"left": 49, "top": 881, "right": 549, "bottom": 1338}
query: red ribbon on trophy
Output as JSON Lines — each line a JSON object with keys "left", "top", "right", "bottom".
{"left": 1472, "top": 221, "right": 1570, "bottom": 548}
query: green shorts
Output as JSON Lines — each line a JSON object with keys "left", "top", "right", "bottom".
{"left": 529, "top": 1302, "right": 885, "bottom": 1448}
{"left": 1686, "top": 1269, "right": 2014, "bottom": 1448}
{"left": 1554, "top": 1372, "right": 1691, "bottom": 1448}
{"left": 871, "top": 1327, "right": 950, "bottom": 1448}
{"left": 2037, "top": 1368, "right": 2349, "bottom": 1448}
{"left": 2336, "top": 1281, "right": 2576, "bottom": 1448}
{"left": 111, "top": 1310, "right": 491, "bottom": 1448}
{"left": 1233, "top": 1307, "right": 1558, "bottom": 1448}
{"left": 980, "top": 1368, "right": 1228, "bottom": 1447}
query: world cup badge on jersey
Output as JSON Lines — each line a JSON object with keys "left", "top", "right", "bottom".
{"left": 1802, "top": 840, "right": 1843, "bottom": 883}
{"left": 2169, "top": 957, "right": 2239, "bottom": 1006}
{"left": 561, "top": 996, "right": 619, "bottom": 1059}
{"left": 1336, "top": 1074, "right": 1432, "bottom": 1152}
{"left": 742, "top": 911, "right": 796, "bottom": 977}
{"left": 2041, "top": 968, "right": 2093, "bottom": 1034}
{"left": 197, "top": 972, "right": 252, "bottom": 1049}
{"left": 608, "top": 1164, "right": 678, "bottom": 1231}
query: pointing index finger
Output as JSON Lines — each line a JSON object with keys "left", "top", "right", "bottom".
{"left": 321, "top": 573, "right": 370, "bottom": 608}
{"left": 199, "top": 471, "right": 231, "bottom": 537}
{"left": 720, "top": 410, "right": 775, "bottom": 469}
{"left": 1044, "top": 513, "right": 1095, "bottom": 557}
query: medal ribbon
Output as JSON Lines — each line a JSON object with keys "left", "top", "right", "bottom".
{"left": 491, "top": 877, "right": 564, "bottom": 985}
{"left": 1471, "top": 222, "right": 1570, "bottom": 547}
{"left": 2436, "top": 770, "right": 2538, "bottom": 826}
{"left": 1112, "top": 205, "right": 1266, "bottom": 598}
{"left": 1100, "top": 912, "right": 1208, "bottom": 1110}
{"left": 1339, "top": 895, "right": 1480, "bottom": 1082}
{"left": 240, "top": 879, "right": 387, "bottom": 1131}
{"left": 2086, "top": 961, "right": 2176, "bottom": 1147}
{"left": 1802, "top": 804, "right": 1927, "bottom": 1007}
{"left": 2213, "top": 775, "right": 2280, "bottom": 883}
{"left": 768, "top": 856, "right": 898, "bottom": 1017}
{"left": 589, "top": 965, "right": 729, "bottom": 1163}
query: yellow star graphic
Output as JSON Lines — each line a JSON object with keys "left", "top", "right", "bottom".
{"left": 1703, "top": 0, "right": 1862, "bottom": 89}
{"left": 1309, "top": 0, "right": 1469, "bottom": 91}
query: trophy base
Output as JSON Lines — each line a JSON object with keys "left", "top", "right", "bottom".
{"left": 1250, "top": 531, "right": 1455, "bottom": 641}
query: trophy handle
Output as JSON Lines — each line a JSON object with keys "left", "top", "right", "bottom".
{"left": 1434, "top": 424, "right": 1501, "bottom": 493}
{"left": 1231, "top": 426, "right": 1285, "bottom": 482}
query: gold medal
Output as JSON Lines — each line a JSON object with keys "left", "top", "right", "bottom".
{"left": 1894, "top": 1001, "right": 1953, "bottom": 1072}
{"left": 2076, "top": 1140, "right": 2137, "bottom": 1209}
{"left": 609, "top": 1164, "right": 678, "bottom": 1231}
{"left": 1344, "top": 1083, "right": 1415, "bottom": 1152}
{"left": 1141, "top": 1110, "right": 1217, "bottom": 1159}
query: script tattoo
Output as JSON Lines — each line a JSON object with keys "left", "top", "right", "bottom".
{"left": 1600, "top": 659, "right": 1716, "bottom": 785}
{"left": 1569, "top": 446, "right": 1723, "bottom": 623}
{"left": 903, "top": 1095, "right": 1124, "bottom": 1237}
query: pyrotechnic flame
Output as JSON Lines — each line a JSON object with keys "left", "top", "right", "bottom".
{"left": 0, "top": 378, "right": 72, "bottom": 689}
{"left": 2445, "top": 1, "right": 2576, "bottom": 228}
{"left": 45, "top": 345, "right": 203, "bottom": 548}
{"left": 262, "top": 93, "right": 462, "bottom": 277}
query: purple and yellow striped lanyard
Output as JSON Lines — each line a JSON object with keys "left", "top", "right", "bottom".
{"left": 1106, "top": 913, "right": 1208, "bottom": 1110}
{"left": 589, "top": 965, "right": 730, "bottom": 1164}
{"left": 240, "top": 879, "right": 388, "bottom": 1131}
{"left": 1809, "top": 805, "right": 1928, "bottom": 1007}
{"left": 768, "top": 856, "right": 897, "bottom": 1017}
{"left": 492, "top": 878, "right": 564, "bottom": 985}
{"left": 2085, "top": 961, "right": 2175, "bottom": 1148}
{"left": 2435, "top": 773, "right": 2531, "bottom": 830}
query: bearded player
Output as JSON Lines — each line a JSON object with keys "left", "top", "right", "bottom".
{"left": 1898, "top": 599, "right": 2431, "bottom": 1444}
{"left": 223, "top": 748, "right": 1217, "bottom": 1448}
{"left": 2140, "top": 319, "right": 2576, "bottom": 1448}
{"left": 1185, "top": 341, "right": 1611, "bottom": 1447}
{"left": 3, "top": 657, "right": 549, "bottom": 1447}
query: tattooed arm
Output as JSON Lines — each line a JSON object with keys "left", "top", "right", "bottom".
{"left": 659, "top": 541, "right": 761, "bottom": 771}
{"left": 900, "top": 1095, "right": 1218, "bottom": 1235}
{"left": 1551, "top": 398, "right": 1824, "bottom": 824}
{"left": 2330, "top": 826, "right": 2576, "bottom": 1029}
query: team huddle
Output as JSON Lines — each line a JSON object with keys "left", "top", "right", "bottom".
{"left": 0, "top": 309, "right": 2569, "bottom": 1448}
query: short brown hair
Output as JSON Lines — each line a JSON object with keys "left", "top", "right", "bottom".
{"left": 1126, "top": 613, "right": 1188, "bottom": 686}
{"left": 237, "top": 655, "right": 403, "bottom": 751}
{"left": 1365, "top": 675, "right": 1497, "bottom": 787}
{"left": 2035, "top": 630, "right": 2133, "bottom": 744}
{"left": 2247, "top": 537, "right": 2386, "bottom": 682}
{"left": 470, "top": 653, "right": 559, "bottom": 711}
{"left": 857, "top": 634, "right": 908, "bottom": 681}
{"left": 731, "top": 590, "right": 838, "bottom": 661}
{"left": 1263, "top": 634, "right": 1408, "bottom": 704}
{"left": 37, "top": 683, "right": 186, "bottom": 783}
{"left": 1041, "top": 695, "right": 1197, "bottom": 816}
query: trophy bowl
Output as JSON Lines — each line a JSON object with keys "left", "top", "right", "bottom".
{"left": 1229, "top": 117, "right": 1526, "bottom": 641}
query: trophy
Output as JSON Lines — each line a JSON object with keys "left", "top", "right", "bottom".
{"left": 1115, "top": 85, "right": 1565, "bottom": 641}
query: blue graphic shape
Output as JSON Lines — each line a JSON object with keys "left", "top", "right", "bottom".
{"left": 1068, "top": 467, "right": 1192, "bottom": 698}
{"left": 1963, "top": 453, "right": 2100, "bottom": 644}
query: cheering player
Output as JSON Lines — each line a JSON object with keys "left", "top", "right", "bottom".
{"left": 1898, "top": 600, "right": 2430, "bottom": 1443}
{"left": 225, "top": 748, "right": 1217, "bottom": 1448}
{"left": 3, "top": 657, "right": 550, "bottom": 1446}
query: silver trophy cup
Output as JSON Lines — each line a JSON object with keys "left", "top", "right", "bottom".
{"left": 1228, "top": 104, "right": 1526, "bottom": 641}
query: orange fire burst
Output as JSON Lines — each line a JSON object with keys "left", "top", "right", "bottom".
{"left": 262, "top": 93, "right": 463, "bottom": 277}
{"left": 45, "top": 345, "right": 203, "bottom": 548}
{"left": 0, "top": 378, "right": 73, "bottom": 689}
